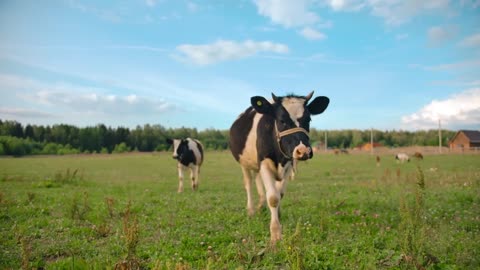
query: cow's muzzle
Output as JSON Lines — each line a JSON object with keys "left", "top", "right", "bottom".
{"left": 293, "top": 144, "right": 312, "bottom": 160}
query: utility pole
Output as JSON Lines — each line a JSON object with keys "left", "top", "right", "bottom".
{"left": 438, "top": 119, "right": 442, "bottom": 153}
{"left": 370, "top": 128, "right": 374, "bottom": 155}
{"left": 324, "top": 131, "right": 328, "bottom": 152}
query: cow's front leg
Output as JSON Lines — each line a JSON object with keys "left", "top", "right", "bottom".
{"left": 177, "top": 164, "right": 184, "bottom": 193}
{"left": 260, "top": 159, "right": 282, "bottom": 244}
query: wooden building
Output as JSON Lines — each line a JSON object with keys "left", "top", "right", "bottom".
{"left": 358, "top": 142, "right": 383, "bottom": 151}
{"left": 449, "top": 130, "right": 480, "bottom": 150}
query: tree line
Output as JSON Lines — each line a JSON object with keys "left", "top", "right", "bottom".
{"left": 0, "top": 119, "right": 456, "bottom": 156}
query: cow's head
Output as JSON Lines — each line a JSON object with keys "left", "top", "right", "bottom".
{"left": 251, "top": 91, "right": 329, "bottom": 160}
{"left": 166, "top": 138, "right": 188, "bottom": 160}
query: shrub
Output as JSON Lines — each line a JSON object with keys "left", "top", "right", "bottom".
{"left": 0, "top": 136, "right": 29, "bottom": 156}
{"left": 57, "top": 144, "right": 80, "bottom": 155}
{"left": 113, "top": 142, "right": 130, "bottom": 153}
{"left": 42, "top": 143, "right": 60, "bottom": 155}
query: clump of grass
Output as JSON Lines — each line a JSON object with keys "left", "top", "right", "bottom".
{"left": 37, "top": 168, "right": 84, "bottom": 188}
{"left": 92, "top": 221, "right": 111, "bottom": 238}
{"left": 282, "top": 220, "right": 305, "bottom": 270}
{"left": 152, "top": 260, "right": 192, "bottom": 270}
{"left": 398, "top": 166, "right": 437, "bottom": 269}
{"left": 115, "top": 201, "right": 141, "bottom": 270}
{"left": 18, "top": 235, "right": 32, "bottom": 270}
{"left": 26, "top": 192, "right": 35, "bottom": 204}
{"left": 234, "top": 236, "right": 266, "bottom": 266}
{"left": 105, "top": 197, "right": 115, "bottom": 218}
{"left": 68, "top": 191, "right": 91, "bottom": 220}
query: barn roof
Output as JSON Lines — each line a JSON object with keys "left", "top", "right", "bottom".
{"left": 452, "top": 130, "right": 480, "bottom": 143}
{"left": 461, "top": 130, "right": 480, "bottom": 142}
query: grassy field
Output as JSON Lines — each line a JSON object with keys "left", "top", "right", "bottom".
{"left": 0, "top": 151, "right": 479, "bottom": 269}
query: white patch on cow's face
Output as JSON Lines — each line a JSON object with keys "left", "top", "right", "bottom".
{"left": 281, "top": 97, "right": 306, "bottom": 126}
{"left": 172, "top": 139, "right": 181, "bottom": 158}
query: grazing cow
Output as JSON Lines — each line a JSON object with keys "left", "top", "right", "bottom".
{"left": 414, "top": 152, "right": 424, "bottom": 160}
{"left": 229, "top": 91, "right": 329, "bottom": 243}
{"left": 166, "top": 138, "right": 204, "bottom": 192}
{"left": 395, "top": 153, "right": 410, "bottom": 163}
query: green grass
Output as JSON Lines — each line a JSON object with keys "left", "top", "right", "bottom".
{"left": 0, "top": 152, "right": 479, "bottom": 269}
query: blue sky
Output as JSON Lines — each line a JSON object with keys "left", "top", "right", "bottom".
{"left": 0, "top": 0, "right": 479, "bottom": 131}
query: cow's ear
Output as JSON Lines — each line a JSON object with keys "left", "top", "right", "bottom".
{"left": 251, "top": 96, "right": 273, "bottom": 114}
{"left": 307, "top": 96, "right": 329, "bottom": 115}
{"left": 166, "top": 138, "right": 173, "bottom": 145}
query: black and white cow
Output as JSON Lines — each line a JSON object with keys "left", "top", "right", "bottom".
{"left": 166, "top": 138, "right": 204, "bottom": 192}
{"left": 229, "top": 91, "right": 329, "bottom": 243}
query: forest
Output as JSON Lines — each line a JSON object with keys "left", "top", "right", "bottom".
{"left": 0, "top": 119, "right": 456, "bottom": 156}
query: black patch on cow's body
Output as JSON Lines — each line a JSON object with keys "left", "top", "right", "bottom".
{"left": 178, "top": 148, "right": 196, "bottom": 166}
{"left": 229, "top": 107, "right": 256, "bottom": 162}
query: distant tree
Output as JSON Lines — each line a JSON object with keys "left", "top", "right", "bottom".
{"left": 13, "top": 122, "right": 24, "bottom": 138}
{"left": 24, "top": 124, "right": 34, "bottom": 139}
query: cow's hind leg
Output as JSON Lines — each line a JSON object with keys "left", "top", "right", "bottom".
{"left": 177, "top": 164, "right": 185, "bottom": 193}
{"left": 255, "top": 173, "right": 265, "bottom": 211}
{"left": 241, "top": 167, "right": 255, "bottom": 216}
{"left": 275, "top": 179, "right": 287, "bottom": 218}
{"left": 190, "top": 165, "right": 199, "bottom": 191}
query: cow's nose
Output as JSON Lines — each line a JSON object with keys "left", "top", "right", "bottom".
{"left": 293, "top": 145, "right": 311, "bottom": 160}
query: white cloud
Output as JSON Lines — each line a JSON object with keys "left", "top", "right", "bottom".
{"left": 322, "top": 0, "right": 450, "bottom": 25}
{"left": 427, "top": 25, "right": 457, "bottom": 47}
{"left": 326, "top": 0, "right": 365, "bottom": 11}
{"left": 460, "top": 0, "right": 480, "bottom": 8}
{"left": 253, "top": 0, "right": 328, "bottom": 40}
{"left": 187, "top": 1, "right": 199, "bottom": 12}
{"left": 253, "top": 0, "right": 319, "bottom": 28}
{"left": 0, "top": 73, "right": 175, "bottom": 118}
{"left": 426, "top": 59, "right": 480, "bottom": 71}
{"left": 67, "top": 0, "right": 121, "bottom": 23}
{"left": 175, "top": 39, "right": 289, "bottom": 65}
{"left": 146, "top": 0, "right": 157, "bottom": 7}
{"left": 459, "top": 33, "right": 480, "bottom": 48}
{"left": 396, "top": 33, "right": 409, "bottom": 40}
{"left": 368, "top": 0, "right": 450, "bottom": 25}
{"left": 300, "top": 27, "right": 327, "bottom": 40}
{"left": 0, "top": 108, "right": 54, "bottom": 118}
{"left": 402, "top": 88, "right": 480, "bottom": 129}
